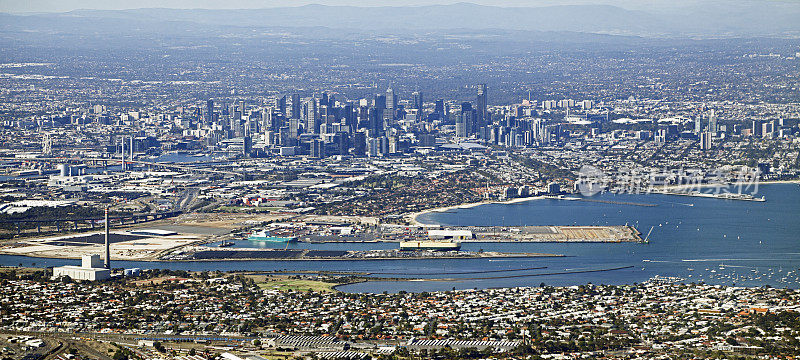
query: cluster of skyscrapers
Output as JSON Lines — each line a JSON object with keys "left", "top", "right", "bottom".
{"left": 181, "top": 83, "right": 578, "bottom": 158}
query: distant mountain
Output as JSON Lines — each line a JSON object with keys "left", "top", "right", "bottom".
{"left": 3, "top": 2, "right": 800, "bottom": 38}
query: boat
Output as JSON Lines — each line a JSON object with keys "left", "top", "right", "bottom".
{"left": 247, "top": 230, "right": 297, "bottom": 243}
{"left": 218, "top": 239, "right": 234, "bottom": 247}
{"left": 400, "top": 240, "right": 461, "bottom": 251}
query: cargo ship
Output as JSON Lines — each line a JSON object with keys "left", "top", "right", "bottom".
{"left": 399, "top": 240, "right": 461, "bottom": 251}
{"left": 247, "top": 230, "right": 297, "bottom": 243}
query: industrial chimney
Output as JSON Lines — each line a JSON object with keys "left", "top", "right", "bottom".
{"left": 104, "top": 207, "right": 110, "bottom": 269}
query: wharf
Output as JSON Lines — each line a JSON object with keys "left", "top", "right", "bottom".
{"left": 451, "top": 225, "right": 643, "bottom": 243}
{"left": 164, "top": 248, "right": 564, "bottom": 261}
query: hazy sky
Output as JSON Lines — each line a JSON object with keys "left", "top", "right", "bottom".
{"left": 0, "top": 0, "right": 792, "bottom": 13}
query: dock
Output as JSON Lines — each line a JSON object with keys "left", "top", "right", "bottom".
{"left": 454, "top": 225, "right": 643, "bottom": 243}
{"left": 164, "top": 248, "right": 564, "bottom": 261}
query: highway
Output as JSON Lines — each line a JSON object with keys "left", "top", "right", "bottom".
{"left": 1, "top": 156, "right": 245, "bottom": 178}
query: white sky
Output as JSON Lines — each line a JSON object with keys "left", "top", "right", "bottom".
{"left": 0, "top": 0, "right": 792, "bottom": 13}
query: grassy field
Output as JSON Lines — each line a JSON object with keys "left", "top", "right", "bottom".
{"left": 245, "top": 275, "right": 338, "bottom": 293}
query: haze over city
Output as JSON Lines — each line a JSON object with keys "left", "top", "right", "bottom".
{"left": 0, "top": 0, "right": 799, "bottom": 359}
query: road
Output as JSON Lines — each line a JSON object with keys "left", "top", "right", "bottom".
{"left": 176, "top": 187, "right": 200, "bottom": 211}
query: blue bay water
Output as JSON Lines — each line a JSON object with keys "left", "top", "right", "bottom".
{"left": 1, "top": 184, "right": 798, "bottom": 293}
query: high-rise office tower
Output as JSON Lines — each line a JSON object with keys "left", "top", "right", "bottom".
{"left": 206, "top": 99, "right": 214, "bottom": 124}
{"left": 368, "top": 107, "right": 382, "bottom": 135}
{"left": 412, "top": 91, "right": 423, "bottom": 113}
{"left": 374, "top": 93, "right": 387, "bottom": 123}
{"left": 278, "top": 95, "right": 287, "bottom": 116}
{"left": 352, "top": 131, "right": 366, "bottom": 156}
{"left": 386, "top": 87, "right": 395, "bottom": 111}
{"left": 385, "top": 87, "right": 396, "bottom": 120}
{"left": 262, "top": 108, "right": 275, "bottom": 133}
{"left": 434, "top": 99, "right": 445, "bottom": 121}
{"left": 374, "top": 94, "right": 386, "bottom": 111}
{"left": 475, "top": 84, "right": 489, "bottom": 126}
{"left": 343, "top": 103, "right": 356, "bottom": 131}
{"left": 321, "top": 92, "right": 329, "bottom": 108}
{"left": 462, "top": 102, "right": 475, "bottom": 136}
{"left": 288, "top": 118, "right": 300, "bottom": 139}
{"left": 708, "top": 109, "right": 717, "bottom": 133}
{"left": 305, "top": 98, "right": 319, "bottom": 134}
{"left": 335, "top": 132, "right": 349, "bottom": 155}
{"left": 232, "top": 101, "right": 242, "bottom": 120}
{"left": 243, "top": 136, "right": 252, "bottom": 156}
{"left": 244, "top": 117, "right": 252, "bottom": 137}
{"left": 751, "top": 120, "right": 762, "bottom": 137}
{"left": 700, "top": 132, "right": 713, "bottom": 150}
{"left": 762, "top": 121, "right": 774, "bottom": 138}
{"left": 476, "top": 84, "right": 488, "bottom": 130}
{"left": 694, "top": 116, "right": 702, "bottom": 134}
{"left": 314, "top": 139, "right": 327, "bottom": 158}
{"left": 291, "top": 93, "right": 301, "bottom": 119}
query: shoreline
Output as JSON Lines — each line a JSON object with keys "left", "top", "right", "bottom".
{"left": 407, "top": 181, "right": 799, "bottom": 225}
{"left": 407, "top": 196, "right": 545, "bottom": 225}
{"left": 0, "top": 251, "right": 564, "bottom": 263}
{"left": 654, "top": 179, "right": 799, "bottom": 192}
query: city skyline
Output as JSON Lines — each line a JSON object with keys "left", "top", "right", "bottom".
{"left": 0, "top": 0, "right": 798, "bottom": 359}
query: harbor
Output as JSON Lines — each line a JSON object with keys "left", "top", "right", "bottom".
{"left": 162, "top": 248, "right": 564, "bottom": 261}
{"left": 0, "top": 184, "right": 796, "bottom": 292}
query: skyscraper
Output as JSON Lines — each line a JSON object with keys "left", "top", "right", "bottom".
{"left": 278, "top": 95, "right": 287, "bottom": 116}
{"left": 352, "top": 131, "right": 366, "bottom": 156}
{"left": 291, "top": 93, "right": 301, "bottom": 119}
{"left": 700, "top": 131, "right": 713, "bottom": 150}
{"left": 205, "top": 99, "right": 214, "bottom": 124}
{"left": 457, "top": 102, "right": 474, "bottom": 138}
{"left": 305, "top": 98, "right": 319, "bottom": 134}
{"left": 434, "top": 99, "right": 446, "bottom": 122}
{"left": 386, "top": 87, "right": 395, "bottom": 111}
{"left": 412, "top": 91, "right": 423, "bottom": 112}
{"left": 708, "top": 109, "right": 717, "bottom": 133}
{"left": 476, "top": 84, "right": 488, "bottom": 130}
{"left": 385, "top": 87, "right": 396, "bottom": 120}
{"left": 311, "top": 139, "right": 325, "bottom": 158}
{"left": 694, "top": 115, "right": 702, "bottom": 134}
{"left": 262, "top": 107, "right": 275, "bottom": 133}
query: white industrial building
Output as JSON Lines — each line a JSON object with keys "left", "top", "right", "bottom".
{"left": 427, "top": 229, "right": 474, "bottom": 240}
{"left": 52, "top": 254, "right": 110, "bottom": 281}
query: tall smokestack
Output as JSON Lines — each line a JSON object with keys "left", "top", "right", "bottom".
{"left": 104, "top": 207, "right": 110, "bottom": 269}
